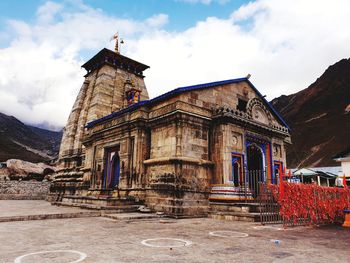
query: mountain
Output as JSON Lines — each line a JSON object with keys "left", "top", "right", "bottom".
{"left": 0, "top": 112, "right": 62, "bottom": 162}
{"left": 271, "top": 58, "right": 350, "bottom": 168}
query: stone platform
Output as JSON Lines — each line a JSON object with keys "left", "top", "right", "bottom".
{"left": 1, "top": 214, "right": 349, "bottom": 262}
{"left": 52, "top": 195, "right": 142, "bottom": 212}
{"left": 0, "top": 200, "right": 160, "bottom": 223}
{"left": 209, "top": 201, "right": 262, "bottom": 222}
{"left": 0, "top": 200, "right": 101, "bottom": 223}
{"left": 104, "top": 213, "right": 161, "bottom": 221}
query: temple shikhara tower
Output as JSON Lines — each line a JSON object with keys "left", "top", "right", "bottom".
{"left": 51, "top": 40, "right": 291, "bottom": 218}
{"left": 58, "top": 48, "right": 149, "bottom": 170}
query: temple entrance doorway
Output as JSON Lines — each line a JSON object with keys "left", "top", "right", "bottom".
{"left": 103, "top": 147, "right": 120, "bottom": 189}
{"left": 246, "top": 143, "right": 264, "bottom": 197}
{"left": 273, "top": 161, "right": 283, "bottom": 184}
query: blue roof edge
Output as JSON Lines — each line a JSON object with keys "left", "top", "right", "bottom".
{"left": 86, "top": 77, "right": 290, "bottom": 131}
{"left": 85, "top": 100, "right": 149, "bottom": 128}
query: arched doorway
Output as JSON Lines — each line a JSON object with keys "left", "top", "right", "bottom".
{"left": 110, "top": 154, "right": 120, "bottom": 188}
{"left": 247, "top": 144, "right": 264, "bottom": 197}
{"left": 273, "top": 161, "right": 283, "bottom": 185}
{"left": 233, "top": 161, "right": 240, "bottom": 187}
{"left": 231, "top": 153, "right": 243, "bottom": 187}
{"left": 103, "top": 148, "right": 120, "bottom": 189}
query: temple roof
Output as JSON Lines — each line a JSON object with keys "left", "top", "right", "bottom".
{"left": 82, "top": 48, "right": 149, "bottom": 76}
{"left": 86, "top": 77, "right": 290, "bottom": 130}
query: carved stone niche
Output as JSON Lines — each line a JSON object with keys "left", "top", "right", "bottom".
{"left": 252, "top": 105, "right": 269, "bottom": 125}
{"left": 273, "top": 144, "right": 282, "bottom": 158}
{"left": 247, "top": 98, "right": 272, "bottom": 126}
{"left": 231, "top": 131, "right": 243, "bottom": 149}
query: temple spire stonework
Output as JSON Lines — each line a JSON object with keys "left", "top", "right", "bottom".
{"left": 58, "top": 48, "right": 149, "bottom": 171}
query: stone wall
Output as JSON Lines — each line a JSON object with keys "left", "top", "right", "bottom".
{"left": 0, "top": 181, "right": 50, "bottom": 200}
{"left": 59, "top": 61, "right": 149, "bottom": 168}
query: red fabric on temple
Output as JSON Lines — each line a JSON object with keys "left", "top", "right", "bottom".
{"left": 279, "top": 168, "right": 285, "bottom": 200}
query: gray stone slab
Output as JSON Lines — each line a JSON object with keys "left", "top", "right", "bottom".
{"left": 0, "top": 200, "right": 87, "bottom": 217}
{"left": 104, "top": 212, "right": 160, "bottom": 220}
{"left": 0, "top": 217, "right": 349, "bottom": 263}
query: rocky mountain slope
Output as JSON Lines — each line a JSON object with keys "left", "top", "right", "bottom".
{"left": 0, "top": 112, "right": 62, "bottom": 162}
{"left": 271, "top": 58, "right": 350, "bottom": 168}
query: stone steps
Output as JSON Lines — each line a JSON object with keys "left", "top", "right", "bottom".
{"left": 210, "top": 201, "right": 279, "bottom": 213}
{"left": 208, "top": 211, "right": 260, "bottom": 222}
{"left": 52, "top": 201, "right": 140, "bottom": 213}
{"left": 149, "top": 204, "right": 209, "bottom": 218}
{"left": 61, "top": 195, "right": 140, "bottom": 206}
{"left": 104, "top": 212, "right": 161, "bottom": 221}
{"left": 51, "top": 194, "right": 143, "bottom": 213}
{"left": 146, "top": 196, "right": 208, "bottom": 206}
{"left": 0, "top": 211, "right": 101, "bottom": 223}
{"left": 209, "top": 201, "right": 279, "bottom": 222}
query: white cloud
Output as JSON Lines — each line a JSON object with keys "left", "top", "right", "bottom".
{"left": 0, "top": 1, "right": 170, "bottom": 130}
{"left": 146, "top": 14, "right": 169, "bottom": 28}
{"left": 1, "top": 0, "right": 350, "bottom": 130}
{"left": 176, "top": 0, "right": 230, "bottom": 4}
{"left": 36, "top": 1, "right": 63, "bottom": 24}
{"left": 0, "top": 41, "right": 83, "bottom": 130}
{"left": 128, "top": 0, "right": 350, "bottom": 103}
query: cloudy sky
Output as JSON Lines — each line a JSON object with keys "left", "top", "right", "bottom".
{"left": 0, "top": 0, "right": 350, "bottom": 131}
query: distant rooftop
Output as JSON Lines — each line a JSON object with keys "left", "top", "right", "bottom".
{"left": 292, "top": 166, "right": 342, "bottom": 177}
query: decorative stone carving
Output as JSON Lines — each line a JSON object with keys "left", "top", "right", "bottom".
{"left": 273, "top": 144, "right": 282, "bottom": 158}
{"left": 232, "top": 135, "right": 238, "bottom": 145}
{"left": 212, "top": 105, "right": 289, "bottom": 135}
{"left": 247, "top": 98, "right": 272, "bottom": 126}
{"left": 231, "top": 132, "right": 243, "bottom": 149}
{"left": 252, "top": 106, "right": 269, "bottom": 125}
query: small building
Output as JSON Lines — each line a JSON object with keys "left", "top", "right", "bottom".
{"left": 292, "top": 167, "right": 339, "bottom": 187}
{"left": 334, "top": 148, "right": 350, "bottom": 186}
{"left": 51, "top": 47, "right": 291, "bottom": 217}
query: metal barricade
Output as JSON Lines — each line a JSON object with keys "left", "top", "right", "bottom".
{"left": 258, "top": 182, "right": 283, "bottom": 225}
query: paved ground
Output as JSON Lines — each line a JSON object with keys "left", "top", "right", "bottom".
{"left": 0, "top": 201, "right": 349, "bottom": 263}
{"left": 0, "top": 200, "right": 85, "bottom": 217}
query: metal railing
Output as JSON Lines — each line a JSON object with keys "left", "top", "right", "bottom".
{"left": 209, "top": 170, "right": 272, "bottom": 203}
{"left": 239, "top": 169, "right": 269, "bottom": 203}
{"left": 258, "top": 182, "right": 283, "bottom": 225}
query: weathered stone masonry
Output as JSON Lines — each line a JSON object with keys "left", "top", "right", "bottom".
{"left": 51, "top": 47, "right": 291, "bottom": 218}
{"left": 0, "top": 181, "right": 50, "bottom": 200}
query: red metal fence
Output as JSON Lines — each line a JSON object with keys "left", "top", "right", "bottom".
{"left": 261, "top": 182, "right": 350, "bottom": 226}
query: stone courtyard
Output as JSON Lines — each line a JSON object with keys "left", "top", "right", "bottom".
{"left": 0, "top": 200, "right": 349, "bottom": 263}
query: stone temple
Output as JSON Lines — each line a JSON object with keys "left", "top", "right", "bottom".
{"left": 50, "top": 46, "right": 291, "bottom": 218}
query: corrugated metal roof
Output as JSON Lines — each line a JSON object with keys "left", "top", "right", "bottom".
{"left": 293, "top": 166, "right": 342, "bottom": 177}
{"left": 312, "top": 166, "right": 342, "bottom": 176}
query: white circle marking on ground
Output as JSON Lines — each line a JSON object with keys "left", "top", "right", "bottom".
{"left": 14, "top": 250, "right": 87, "bottom": 263}
{"left": 141, "top": 238, "right": 192, "bottom": 248}
{"left": 209, "top": 231, "right": 249, "bottom": 238}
